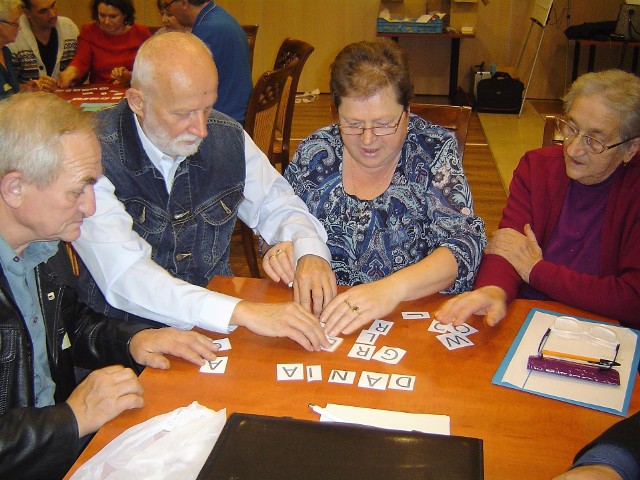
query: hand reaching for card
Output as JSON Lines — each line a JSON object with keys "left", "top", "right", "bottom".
{"left": 320, "top": 281, "right": 400, "bottom": 337}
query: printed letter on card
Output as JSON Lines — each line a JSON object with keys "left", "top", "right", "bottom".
{"left": 347, "top": 343, "right": 376, "bottom": 360}
{"left": 372, "top": 346, "right": 406, "bottom": 365}
{"left": 357, "top": 371, "right": 389, "bottom": 390}
{"left": 276, "top": 363, "right": 304, "bottom": 381}
{"left": 200, "top": 356, "right": 228, "bottom": 374}
{"left": 388, "top": 374, "right": 416, "bottom": 391}
{"left": 328, "top": 369, "right": 356, "bottom": 385}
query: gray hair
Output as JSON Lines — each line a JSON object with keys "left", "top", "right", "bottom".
{"left": 131, "top": 32, "right": 213, "bottom": 92}
{"left": 564, "top": 69, "right": 640, "bottom": 146}
{"left": 0, "top": 92, "right": 96, "bottom": 187}
{"left": 0, "top": 0, "right": 23, "bottom": 20}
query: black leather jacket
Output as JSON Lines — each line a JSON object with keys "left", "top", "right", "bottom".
{"left": 0, "top": 245, "right": 148, "bottom": 479}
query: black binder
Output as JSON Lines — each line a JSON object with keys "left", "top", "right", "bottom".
{"left": 197, "top": 412, "right": 484, "bottom": 480}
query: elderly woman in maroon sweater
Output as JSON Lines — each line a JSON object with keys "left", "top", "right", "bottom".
{"left": 436, "top": 69, "right": 640, "bottom": 329}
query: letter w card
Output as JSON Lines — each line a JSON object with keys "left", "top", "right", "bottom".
{"left": 436, "top": 333, "right": 474, "bottom": 350}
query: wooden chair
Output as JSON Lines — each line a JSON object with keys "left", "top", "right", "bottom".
{"left": 410, "top": 103, "right": 472, "bottom": 161}
{"left": 542, "top": 115, "right": 564, "bottom": 147}
{"left": 240, "top": 59, "right": 299, "bottom": 277}
{"left": 270, "top": 38, "right": 315, "bottom": 171}
{"left": 242, "top": 25, "right": 259, "bottom": 73}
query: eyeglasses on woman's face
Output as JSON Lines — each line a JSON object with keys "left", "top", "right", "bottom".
{"left": 0, "top": 19, "right": 20, "bottom": 28}
{"left": 161, "top": 0, "right": 178, "bottom": 12}
{"left": 339, "top": 110, "right": 406, "bottom": 137}
{"left": 556, "top": 117, "right": 640, "bottom": 155}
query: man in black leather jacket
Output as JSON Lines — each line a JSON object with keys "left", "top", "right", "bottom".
{"left": 0, "top": 92, "right": 219, "bottom": 479}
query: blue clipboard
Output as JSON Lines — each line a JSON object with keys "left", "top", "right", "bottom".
{"left": 492, "top": 308, "right": 640, "bottom": 416}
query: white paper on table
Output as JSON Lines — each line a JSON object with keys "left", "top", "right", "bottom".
{"left": 320, "top": 403, "right": 450, "bottom": 435}
{"left": 499, "top": 310, "right": 638, "bottom": 414}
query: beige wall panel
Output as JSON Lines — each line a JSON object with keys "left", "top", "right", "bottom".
{"left": 57, "top": 0, "right": 630, "bottom": 99}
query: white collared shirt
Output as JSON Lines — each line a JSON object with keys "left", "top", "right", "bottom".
{"left": 73, "top": 119, "right": 330, "bottom": 332}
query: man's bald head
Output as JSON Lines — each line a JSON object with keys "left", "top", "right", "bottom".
{"left": 131, "top": 32, "right": 218, "bottom": 98}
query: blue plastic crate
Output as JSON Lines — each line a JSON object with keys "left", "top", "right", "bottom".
{"left": 377, "top": 17, "right": 443, "bottom": 34}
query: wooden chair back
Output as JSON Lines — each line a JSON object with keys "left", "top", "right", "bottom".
{"left": 242, "top": 24, "right": 259, "bottom": 73}
{"left": 410, "top": 103, "right": 472, "bottom": 161}
{"left": 542, "top": 115, "right": 564, "bottom": 147}
{"left": 241, "top": 60, "right": 298, "bottom": 277}
{"left": 271, "top": 38, "right": 315, "bottom": 171}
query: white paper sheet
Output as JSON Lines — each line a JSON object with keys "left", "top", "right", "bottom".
{"left": 498, "top": 310, "right": 638, "bottom": 414}
{"left": 320, "top": 403, "right": 450, "bottom": 435}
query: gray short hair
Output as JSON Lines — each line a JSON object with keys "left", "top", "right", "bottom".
{"left": 0, "top": 0, "right": 23, "bottom": 20}
{"left": 0, "top": 93, "right": 96, "bottom": 187}
{"left": 564, "top": 69, "right": 640, "bottom": 146}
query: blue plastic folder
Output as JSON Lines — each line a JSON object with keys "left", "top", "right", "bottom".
{"left": 492, "top": 308, "right": 640, "bottom": 416}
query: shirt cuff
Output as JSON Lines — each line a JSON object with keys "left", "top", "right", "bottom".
{"left": 293, "top": 237, "right": 331, "bottom": 266}
{"left": 573, "top": 444, "right": 640, "bottom": 480}
{"left": 198, "top": 291, "right": 241, "bottom": 333}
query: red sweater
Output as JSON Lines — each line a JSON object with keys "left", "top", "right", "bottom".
{"left": 70, "top": 22, "right": 150, "bottom": 84}
{"left": 475, "top": 146, "right": 640, "bottom": 327}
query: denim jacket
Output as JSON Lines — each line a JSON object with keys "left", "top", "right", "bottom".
{"left": 0, "top": 245, "right": 146, "bottom": 479}
{"left": 78, "top": 100, "right": 245, "bottom": 321}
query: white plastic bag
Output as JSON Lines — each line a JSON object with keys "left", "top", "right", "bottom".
{"left": 71, "top": 402, "right": 226, "bottom": 480}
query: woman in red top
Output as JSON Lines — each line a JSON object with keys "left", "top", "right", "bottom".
{"left": 435, "top": 69, "right": 640, "bottom": 329}
{"left": 58, "top": 0, "right": 150, "bottom": 87}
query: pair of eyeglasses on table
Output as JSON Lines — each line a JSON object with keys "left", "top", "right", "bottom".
{"left": 537, "top": 315, "right": 621, "bottom": 369}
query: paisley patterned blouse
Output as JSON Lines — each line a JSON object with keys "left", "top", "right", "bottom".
{"left": 284, "top": 113, "right": 487, "bottom": 291}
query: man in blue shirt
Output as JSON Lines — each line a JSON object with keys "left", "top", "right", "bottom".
{"left": 162, "top": 0, "right": 252, "bottom": 124}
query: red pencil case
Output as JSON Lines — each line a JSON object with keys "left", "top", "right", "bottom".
{"left": 527, "top": 355, "right": 620, "bottom": 385}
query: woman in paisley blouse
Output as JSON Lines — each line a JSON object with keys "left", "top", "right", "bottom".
{"left": 277, "top": 40, "right": 486, "bottom": 336}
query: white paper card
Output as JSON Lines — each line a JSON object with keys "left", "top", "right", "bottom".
{"left": 199, "top": 356, "right": 228, "bottom": 374}
{"left": 276, "top": 363, "right": 304, "bottom": 381}
{"left": 357, "top": 371, "right": 389, "bottom": 390}
{"left": 328, "top": 369, "right": 357, "bottom": 384}
{"left": 306, "top": 365, "right": 323, "bottom": 382}
{"left": 428, "top": 319, "right": 453, "bottom": 334}
{"left": 212, "top": 338, "right": 231, "bottom": 351}
{"left": 321, "top": 336, "right": 343, "bottom": 352}
{"left": 356, "top": 330, "right": 380, "bottom": 345}
{"left": 347, "top": 343, "right": 376, "bottom": 360}
{"left": 372, "top": 346, "right": 406, "bottom": 364}
{"left": 436, "top": 333, "right": 475, "bottom": 350}
{"left": 388, "top": 374, "right": 416, "bottom": 391}
{"left": 402, "top": 311, "right": 430, "bottom": 320}
{"left": 369, "top": 319, "right": 394, "bottom": 335}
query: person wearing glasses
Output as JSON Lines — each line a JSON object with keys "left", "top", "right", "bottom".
{"left": 9, "top": 0, "right": 78, "bottom": 92}
{"left": 552, "top": 411, "right": 639, "bottom": 480}
{"left": 57, "top": 0, "right": 150, "bottom": 88}
{"left": 0, "top": 0, "right": 22, "bottom": 99}
{"left": 275, "top": 41, "right": 486, "bottom": 336}
{"left": 154, "top": 0, "right": 188, "bottom": 35}
{"left": 436, "top": 69, "right": 640, "bottom": 330}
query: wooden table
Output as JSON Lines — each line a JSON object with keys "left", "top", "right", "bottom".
{"left": 65, "top": 277, "right": 639, "bottom": 479}
{"left": 377, "top": 32, "right": 475, "bottom": 102}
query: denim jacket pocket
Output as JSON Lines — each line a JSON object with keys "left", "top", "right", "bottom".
{"left": 125, "top": 199, "right": 168, "bottom": 242}
{"left": 197, "top": 186, "right": 244, "bottom": 276}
